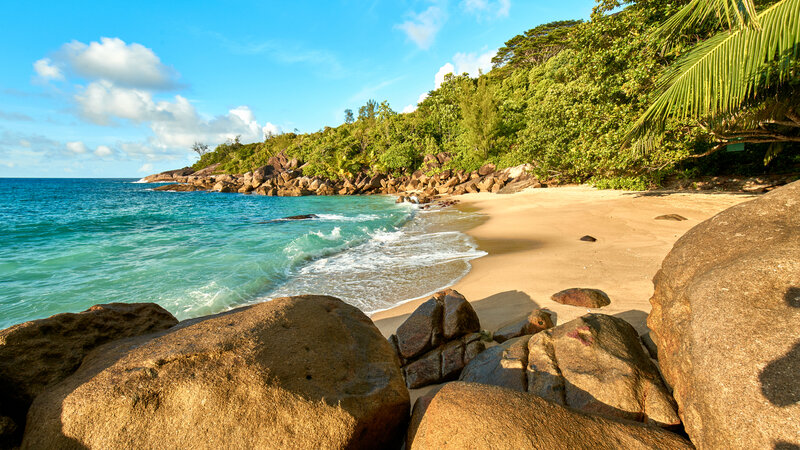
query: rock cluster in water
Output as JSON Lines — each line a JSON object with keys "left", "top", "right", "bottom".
{"left": 144, "top": 152, "right": 546, "bottom": 204}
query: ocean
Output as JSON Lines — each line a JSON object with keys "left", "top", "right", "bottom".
{"left": 0, "top": 178, "right": 485, "bottom": 329}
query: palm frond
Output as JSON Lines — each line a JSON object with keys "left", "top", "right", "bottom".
{"left": 627, "top": 0, "right": 800, "bottom": 150}
{"left": 656, "top": 0, "right": 760, "bottom": 42}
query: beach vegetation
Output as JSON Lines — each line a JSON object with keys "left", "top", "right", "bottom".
{"left": 193, "top": 0, "right": 798, "bottom": 189}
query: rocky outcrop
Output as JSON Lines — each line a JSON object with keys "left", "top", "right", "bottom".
{"left": 493, "top": 309, "right": 554, "bottom": 343}
{"left": 0, "top": 303, "right": 177, "bottom": 445}
{"left": 649, "top": 180, "right": 800, "bottom": 448}
{"left": 551, "top": 288, "right": 611, "bottom": 308}
{"left": 389, "top": 290, "right": 485, "bottom": 388}
{"left": 140, "top": 167, "right": 196, "bottom": 182}
{"left": 460, "top": 313, "right": 680, "bottom": 427}
{"left": 23, "top": 296, "right": 409, "bottom": 449}
{"left": 408, "top": 382, "right": 692, "bottom": 449}
{"left": 142, "top": 153, "right": 548, "bottom": 204}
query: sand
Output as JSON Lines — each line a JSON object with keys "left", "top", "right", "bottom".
{"left": 372, "top": 186, "right": 756, "bottom": 338}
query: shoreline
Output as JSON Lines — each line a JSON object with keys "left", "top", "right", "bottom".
{"left": 372, "top": 185, "right": 757, "bottom": 337}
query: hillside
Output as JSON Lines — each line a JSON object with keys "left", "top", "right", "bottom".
{"left": 191, "top": 0, "right": 798, "bottom": 190}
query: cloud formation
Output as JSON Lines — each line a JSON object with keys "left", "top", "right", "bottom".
{"left": 33, "top": 58, "right": 64, "bottom": 81}
{"left": 46, "top": 37, "right": 180, "bottom": 89}
{"left": 396, "top": 6, "right": 446, "bottom": 50}
{"left": 462, "top": 0, "right": 510, "bottom": 19}
{"left": 65, "top": 141, "right": 88, "bottom": 154}
{"left": 32, "top": 37, "right": 281, "bottom": 163}
{"left": 75, "top": 80, "right": 276, "bottom": 151}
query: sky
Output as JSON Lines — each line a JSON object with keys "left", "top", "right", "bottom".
{"left": 0, "top": 0, "right": 597, "bottom": 178}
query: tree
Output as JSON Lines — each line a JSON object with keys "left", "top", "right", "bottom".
{"left": 358, "top": 99, "right": 378, "bottom": 121}
{"left": 344, "top": 109, "right": 354, "bottom": 124}
{"left": 460, "top": 77, "right": 500, "bottom": 159}
{"left": 191, "top": 142, "right": 210, "bottom": 157}
{"left": 628, "top": 0, "right": 800, "bottom": 151}
{"left": 492, "top": 20, "right": 583, "bottom": 74}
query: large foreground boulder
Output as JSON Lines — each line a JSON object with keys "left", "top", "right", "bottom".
{"left": 649, "top": 180, "right": 800, "bottom": 448}
{"left": 0, "top": 303, "right": 178, "bottom": 444}
{"left": 408, "top": 382, "right": 692, "bottom": 449}
{"left": 23, "top": 296, "right": 409, "bottom": 449}
{"left": 460, "top": 313, "right": 680, "bottom": 427}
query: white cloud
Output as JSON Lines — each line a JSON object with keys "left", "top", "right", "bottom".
{"left": 453, "top": 49, "right": 497, "bottom": 77}
{"left": 262, "top": 122, "right": 281, "bottom": 137}
{"left": 402, "top": 104, "right": 416, "bottom": 114}
{"left": 396, "top": 6, "right": 446, "bottom": 50}
{"left": 138, "top": 163, "right": 154, "bottom": 173}
{"left": 434, "top": 49, "right": 496, "bottom": 89}
{"left": 66, "top": 141, "right": 88, "bottom": 154}
{"left": 35, "top": 37, "right": 281, "bottom": 163}
{"left": 435, "top": 63, "right": 455, "bottom": 89}
{"left": 33, "top": 58, "right": 64, "bottom": 80}
{"left": 75, "top": 81, "right": 272, "bottom": 152}
{"left": 76, "top": 80, "right": 155, "bottom": 124}
{"left": 59, "top": 37, "right": 178, "bottom": 89}
{"left": 94, "top": 145, "right": 113, "bottom": 157}
{"left": 462, "top": 0, "right": 510, "bottom": 18}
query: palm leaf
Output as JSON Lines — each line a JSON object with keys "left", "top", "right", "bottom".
{"left": 656, "top": 0, "right": 760, "bottom": 42}
{"left": 627, "top": 0, "right": 800, "bottom": 149}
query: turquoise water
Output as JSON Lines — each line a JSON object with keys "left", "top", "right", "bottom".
{"left": 0, "top": 178, "right": 484, "bottom": 329}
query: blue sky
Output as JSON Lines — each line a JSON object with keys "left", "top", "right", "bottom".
{"left": 0, "top": 0, "right": 596, "bottom": 177}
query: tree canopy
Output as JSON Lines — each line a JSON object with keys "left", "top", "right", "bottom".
{"left": 194, "top": 0, "right": 798, "bottom": 189}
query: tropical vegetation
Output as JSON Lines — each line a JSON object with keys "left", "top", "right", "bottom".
{"left": 194, "top": 0, "right": 799, "bottom": 189}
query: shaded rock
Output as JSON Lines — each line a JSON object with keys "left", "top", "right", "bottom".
{"left": 528, "top": 314, "right": 680, "bottom": 427}
{"left": 494, "top": 309, "right": 555, "bottom": 343}
{"left": 441, "top": 290, "right": 480, "bottom": 340}
{"left": 404, "top": 347, "right": 442, "bottom": 389}
{"left": 402, "top": 333, "right": 485, "bottom": 389}
{"left": 459, "top": 336, "right": 529, "bottom": 392}
{"left": 280, "top": 214, "right": 318, "bottom": 221}
{"left": 152, "top": 183, "right": 204, "bottom": 192}
{"left": 580, "top": 235, "right": 597, "bottom": 242}
{"left": 655, "top": 214, "right": 688, "bottom": 221}
{"left": 409, "top": 382, "right": 693, "bottom": 450}
{"left": 640, "top": 331, "right": 658, "bottom": 360}
{"left": 460, "top": 314, "right": 680, "bottom": 427}
{"left": 0, "top": 303, "right": 177, "bottom": 447}
{"left": 0, "top": 416, "right": 17, "bottom": 448}
{"left": 23, "top": 296, "right": 409, "bottom": 450}
{"left": 551, "top": 288, "right": 611, "bottom": 308}
{"left": 649, "top": 180, "right": 800, "bottom": 448}
{"left": 478, "top": 163, "right": 496, "bottom": 176}
{"left": 393, "top": 290, "right": 483, "bottom": 389}
{"left": 396, "top": 297, "right": 443, "bottom": 360}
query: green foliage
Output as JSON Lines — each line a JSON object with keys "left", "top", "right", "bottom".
{"left": 191, "top": 0, "right": 796, "bottom": 190}
{"left": 492, "top": 20, "right": 583, "bottom": 75}
{"left": 628, "top": 0, "right": 800, "bottom": 149}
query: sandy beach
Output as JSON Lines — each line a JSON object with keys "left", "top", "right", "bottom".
{"left": 372, "top": 186, "right": 756, "bottom": 337}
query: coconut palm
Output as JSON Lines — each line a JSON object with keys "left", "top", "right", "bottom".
{"left": 627, "top": 0, "right": 800, "bottom": 150}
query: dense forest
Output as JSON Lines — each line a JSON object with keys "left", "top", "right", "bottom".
{"left": 194, "top": 0, "right": 799, "bottom": 189}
